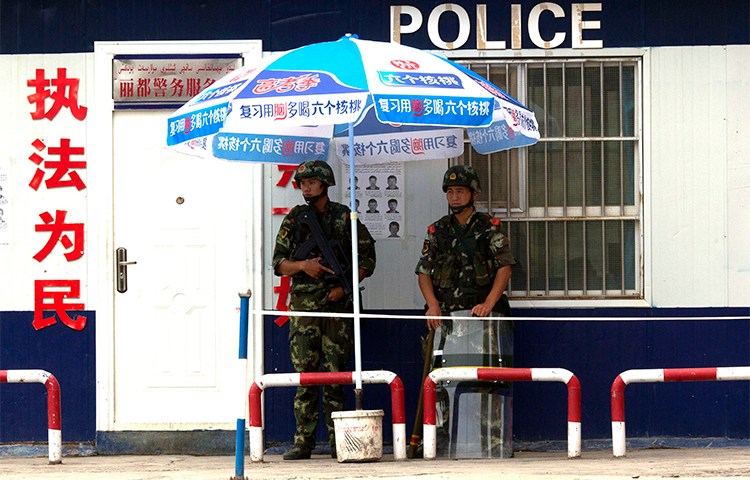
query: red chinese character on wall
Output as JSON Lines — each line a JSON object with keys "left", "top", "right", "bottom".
{"left": 28, "top": 138, "right": 87, "bottom": 191}
{"left": 33, "top": 279, "right": 87, "bottom": 331}
{"left": 27, "top": 68, "right": 88, "bottom": 121}
{"left": 272, "top": 164, "right": 301, "bottom": 326}
{"left": 120, "top": 80, "right": 135, "bottom": 98}
{"left": 153, "top": 77, "right": 168, "bottom": 97}
{"left": 137, "top": 78, "right": 152, "bottom": 97}
{"left": 170, "top": 78, "right": 184, "bottom": 97}
{"left": 34, "top": 210, "right": 85, "bottom": 262}
{"left": 276, "top": 164, "right": 299, "bottom": 188}
{"left": 186, "top": 78, "right": 203, "bottom": 97}
{"left": 273, "top": 275, "right": 292, "bottom": 326}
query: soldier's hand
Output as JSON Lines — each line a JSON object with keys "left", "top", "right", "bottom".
{"left": 471, "top": 303, "right": 492, "bottom": 318}
{"left": 301, "top": 257, "right": 335, "bottom": 279}
{"left": 425, "top": 305, "right": 442, "bottom": 330}
{"left": 327, "top": 286, "right": 345, "bottom": 303}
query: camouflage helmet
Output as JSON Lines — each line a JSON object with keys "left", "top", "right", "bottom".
{"left": 442, "top": 165, "right": 481, "bottom": 193}
{"left": 294, "top": 160, "right": 335, "bottom": 187}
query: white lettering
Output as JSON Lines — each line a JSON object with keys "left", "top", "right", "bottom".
{"left": 511, "top": 4, "right": 522, "bottom": 49}
{"left": 572, "top": 3, "right": 603, "bottom": 48}
{"left": 391, "top": 5, "right": 423, "bottom": 43}
{"left": 529, "top": 3, "right": 566, "bottom": 49}
{"left": 476, "top": 5, "right": 506, "bottom": 49}
{"left": 391, "top": 2, "right": 602, "bottom": 50}
{"left": 427, "top": 3, "right": 470, "bottom": 50}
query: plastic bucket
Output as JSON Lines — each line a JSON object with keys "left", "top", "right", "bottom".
{"left": 331, "top": 409, "right": 384, "bottom": 462}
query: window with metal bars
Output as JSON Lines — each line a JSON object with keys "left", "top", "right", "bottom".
{"left": 459, "top": 59, "right": 641, "bottom": 299}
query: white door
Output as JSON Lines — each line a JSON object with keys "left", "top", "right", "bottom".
{"left": 111, "top": 110, "right": 257, "bottom": 429}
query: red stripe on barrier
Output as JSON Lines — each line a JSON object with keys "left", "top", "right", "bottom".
{"left": 1, "top": 369, "right": 62, "bottom": 463}
{"left": 389, "top": 375, "right": 406, "bottom": 424}
{"left": 299, "top": 371, "right": 353, "bottom": 385}
{"left": 663, "top": 367, "right": 717, "bottom": 382}
{"left": 423, "top": 377, "right": 436, "bottom": 426}
{"left": 611, "top": 375, "right": 627, "bottom": 422}
{"left": 45, "top": 375, "right": 62, "bottom": 430}
{"left": 248, "top": 370, "right": 407, "bottom": 462}
{"left": 567, "top": 375, "right": 582, "bottom": 423}
{"left": 249, "top": 383, "right": 263, "bottom": 428}
{"left": 477, "top": 367, "right": 533, "bottom": 382}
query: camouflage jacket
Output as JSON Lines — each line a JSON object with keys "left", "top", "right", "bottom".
{"left": 415, "top": 210, "right": 515, "bottom": 313}
{"left": 273, "top": 201, "right": 376, "bottom": 311}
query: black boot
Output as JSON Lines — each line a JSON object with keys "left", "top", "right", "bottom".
{"left": 283, "top": 445, "right": 312, "bottom": 460}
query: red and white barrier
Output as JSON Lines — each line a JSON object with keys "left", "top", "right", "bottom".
{"left": 0, "top": 369, "right": 62, "bottom": 464}
{"left": 249, "top": 370, "right": 406, "bottom": 462}
{"left": 611, "top": 366, "right": 750, "bottom": 457}
{"left": 423, "top": 367, "right": 581, "bottom": 459}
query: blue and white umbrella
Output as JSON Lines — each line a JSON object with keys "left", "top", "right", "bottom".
{"left": 167, "top": 35, "right": 538, "bottom": 163}
{"left": 166, "top": 34, "right": 539, "bottom": 395}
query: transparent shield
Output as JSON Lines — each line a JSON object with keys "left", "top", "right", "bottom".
{"left": 432, "top": 311, "right": 514, "bottom": 458}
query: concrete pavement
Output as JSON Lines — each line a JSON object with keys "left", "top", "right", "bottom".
{"left": 0, "top": 447, "right": 749, "bottom": 479}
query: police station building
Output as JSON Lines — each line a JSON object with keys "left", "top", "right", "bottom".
{"left": 0, "top": 1, "right": 748, "bottom": 455}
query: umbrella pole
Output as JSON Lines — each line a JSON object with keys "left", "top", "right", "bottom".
{"left": 348, "top": 122, "right": 364, "bottom": 410}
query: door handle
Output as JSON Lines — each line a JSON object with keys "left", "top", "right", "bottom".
{"left": 116, "top": 247, "right": 137, "bottom": 293}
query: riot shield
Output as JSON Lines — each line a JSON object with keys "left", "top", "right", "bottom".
{"left": 431, "top": 311, "right": 513, "bottom": 458}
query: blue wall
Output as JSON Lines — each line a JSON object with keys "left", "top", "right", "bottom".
{"left": 0, "top": 311, "right": 96, "bottom": 443}
{"left": 263, "top": 308, "right": 750, "bottom": 446}
{"left": 0, "top": 308, "right": 747, "bottom": 447}
{"left": 513, "top": 309, "right": 750, "bottom": 441}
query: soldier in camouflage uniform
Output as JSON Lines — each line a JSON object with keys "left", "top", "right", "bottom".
{"left": 273, "top": 160, "right": 376, "bottom": 460}
{"left": 415, "top": 165, "right": 516, "bottom": 458}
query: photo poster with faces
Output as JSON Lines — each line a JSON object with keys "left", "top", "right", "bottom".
{"left": 342, "top": 162, "right": 404, "bottom": 240}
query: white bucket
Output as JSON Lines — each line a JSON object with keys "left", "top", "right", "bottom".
{"left": 331, "top": 409, "right": 384, "bottom": 462}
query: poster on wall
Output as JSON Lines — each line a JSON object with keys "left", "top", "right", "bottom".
{"left": 342, "top": 162, "right": 404, "bottom": 240}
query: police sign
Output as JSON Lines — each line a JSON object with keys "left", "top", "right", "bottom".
{"left": 391, "top": 2, "right": 602, "bottom": 50}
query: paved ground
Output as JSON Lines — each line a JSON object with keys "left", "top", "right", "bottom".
{"left": 0, "top": 447, "right": 749, "bottom": 480}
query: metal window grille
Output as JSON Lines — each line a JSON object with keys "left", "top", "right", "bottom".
{"left": 459, "top": 59, "right": 641, "bottom": 299}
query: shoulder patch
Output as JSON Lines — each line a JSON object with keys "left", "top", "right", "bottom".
{"left": 491, "top": 217, "right": 501, "bottom": 226}
{"left": 427, "top": 224, "right": 436, "bottom": 235}
{"left": 279, "top": 226, "right": 290, "bottom": 240}
{"left": 421, "top": 239, "right": 430, "bottom": 254}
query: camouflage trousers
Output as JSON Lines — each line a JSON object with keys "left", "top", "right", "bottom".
{"left": 288, "top": 307, "right": 353, "bottom": 449}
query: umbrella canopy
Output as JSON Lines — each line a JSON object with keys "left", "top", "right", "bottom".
{"left": 166, "top": 34, "right": 539, "bottom": 395}
{"left": 166, "top": 34, "right": 538, "bottom": 163}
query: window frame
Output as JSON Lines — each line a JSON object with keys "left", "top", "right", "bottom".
{"left": 444, "top": 48, "right": 650, "bottom": 307}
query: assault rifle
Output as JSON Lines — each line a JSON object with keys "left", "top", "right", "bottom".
{"left": 293, "top": 209, "right": 355, "bottom": 301}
